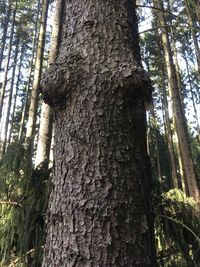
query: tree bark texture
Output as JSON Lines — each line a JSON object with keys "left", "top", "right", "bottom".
{"left": 42, "top": 1, "right": 157, "bottom": 266}
{"left": 154, "top": 0, "right": 199, "bottom": 200}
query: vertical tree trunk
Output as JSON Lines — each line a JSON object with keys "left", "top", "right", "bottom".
{"left": 42, "top": 1, "right": 157, "bottom": 266}
{"left": 161, "top": 78, "right": 179, "bottom": 189}
{"left": 18, "top": 0, "right": 41, "bottom": 142}
{"left": 7, "top": 44, "right": 24, "bottom": 146}
{"left": 35, "top": 0, "right": 64, "bottom": 170}
{"left": 154, "top": 25, "right": 179, "bottom": 189}
{"left": 0, "top": 37, "right": 19, "bottom": 157}
{"left": 0, "top": 0, "right": 17, "bottom": 120}
{"left": 35, "top": 104, "right": 53, "bottom": 169}
{"left": 154, "top": 0, "right": 199, "bottom": 200}
{"left": 184, "top": 53, "right": 200, "bottom": 143}
{"left": 185, "top": 0, "right": 200, "bottom": 75}
{"left": 0, "top": 1, "right": 11, "bottom": 71}
{"left": 25, "top": 0, "right": 49, "bottom": 142}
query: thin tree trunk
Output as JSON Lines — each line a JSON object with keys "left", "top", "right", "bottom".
{"left": 161, "top": 78, "right": 179, "bottom": 189}
{"left": 7, "top": 44, "right": 24, "bottom": 146}
{"left": 18, "top": 1, "right": 40, "bottom": 142}
{"left": 0, "top": 0, "right": 17, "bottom": 120}
{"left": 0, "top": 1, "right": 11, "bottom": 71}
{"left": 25, "top": 0, "right": 49, "bottom": 142}
{"left": 185, "top": 1, "right": 200, "bottom": 75}
{"left": 184, "top": 53, "right": 200, "bottom": 143}
{"left": 42, "top": 0, "right": 157, "bottom": 266}
{"left": 34, "top": 104, "right": 53, "bottom": 169}
{"left": 154, "top": 0, "right": 199, "bottom": 200}
{"left": 35, "top": 0, "right": 64, "bottom": 170}
{"left": 0, "top": 37, "right": 19, "bottom": 157}
{"left": 154, "top": 24, "right": 179, "bottom": 189}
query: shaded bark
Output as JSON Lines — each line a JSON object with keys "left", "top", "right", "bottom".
{"left": 42, "top": 1, "right": 157, "bottom": 266}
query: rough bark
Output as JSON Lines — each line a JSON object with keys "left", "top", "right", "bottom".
{"left": 42, "top": 1, "right": 157, "bottom": 266}
{"left": 154, "top": 0, "right": 199, "bottom": 200}
{"left": 25, "top": 0, "right": 49, "bottom": 141}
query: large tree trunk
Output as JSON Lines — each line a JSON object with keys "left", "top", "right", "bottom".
{"left": 154, "top": 0, "right": 199, "bottom": 200}
{"left": 42, "top": 1, "right": 157, "bottom": 266}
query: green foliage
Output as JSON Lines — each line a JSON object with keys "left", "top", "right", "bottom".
{"left": 155, "top": 189, "right": 200, "bottom": 267}
{"left": 0, "top": 143, "right": 49, "bottom": 266}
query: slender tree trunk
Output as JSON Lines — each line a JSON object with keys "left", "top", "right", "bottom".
{"left": 184, "top": 53, "right": 200, "bottom": 143}
{"left": 42, "top": 1, "right": 157, "bottom": 266}
{"left": 151, "top": 107, "right": 163, "bottom": 184}
{"left": 7, "top": 44, "right": 24, "bottom": 146}
{"left": 0, "top": 0, "right": 17, "bottom": 120}
{"left": 0, "top": 1, "right": 11, "bottom": 71}
{"left": 154, "top": 0, "right": 199, "bottom": 200}
{"left": 154, "top": 24, "right": 179, "bottom": 189}
{"left": 0, "top": 37, "right": 19, "bottom": 157}
{"left": 18, "top": 2, "right": 40, "bottom": 142}
{"left": 185, "top": 1, "right": 200, "bottom": 75}
{"left": 161, "top": 78, "right": 179, "bottom": 189}
{"left": 25, "top": 0, "right": 49, "bottom": 142}
{"left": 35, "top": 0, "right": 64, "bottom": 170}
{"left": 35, "top": 104, "right": 53, "bottom": 169}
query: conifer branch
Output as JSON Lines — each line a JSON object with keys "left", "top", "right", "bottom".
{"left": 0, "top": 200, "right": 22, "bottom": 207}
